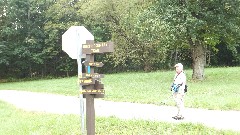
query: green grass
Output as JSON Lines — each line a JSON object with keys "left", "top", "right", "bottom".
{"left": 0, "top": 67, "right": 240, "bottom": 110}
{"left": 103, "top": 67, "right": 240, "bottom": 110}
{"left": 0, "top": 100, "right": 80, "bottom": 135}
{"left": 0, "top": 77, "right": 79, "bottom": 96}
{"left": 0, "top": 67, "right": 240, "bottom": 134}
{"left": 0, "top": 101, "right": 238, "bottom": 135}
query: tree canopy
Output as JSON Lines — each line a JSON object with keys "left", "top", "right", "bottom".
{"left": 147, "top": 0, "right": 240, "bottom": 79}
{"left": 0, "top": 0, "right": 239, "bottom": 79}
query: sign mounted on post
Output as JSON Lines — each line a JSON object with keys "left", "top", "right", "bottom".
{"left": 79, "top": 40, "right": 114, "bottom": 96}
{"left": 79, "top": 39, "right": 114, "bottom": 135}
{"left": 79, "top": 78, "right": 95, "bottom": 85}
{"left": 62, "top": 26, "right": 114, "bottom": 135}
{"left": 83, "top": 61, "right": 104, "bottom": 67}
{"left": 62, "top": 26, "right": 94, "bottom": 135}
{"left": 80, "top": 73, "right": 104, "bottom": 78}
{"left": 82, "top": 41, "right": 114, "bottom": 54}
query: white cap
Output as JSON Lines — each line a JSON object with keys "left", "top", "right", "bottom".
{"left": 174, "top": 63, "right": 183, "bottom": 69}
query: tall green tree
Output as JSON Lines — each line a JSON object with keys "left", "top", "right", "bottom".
{"left": 0, "top": 0, "right": 53, "bottom": 78}
{"left": 43, "top": 0, "right": 82, "bottom": 76}
{"left": 153, "top": 0, "right": 240, "bottom": 80}
{"left": 80, "top": 0, "right": 168, "bottom": 72}
{"left": 134, "top": 6, "right": 175, "bottom": 70}
{"left": 0, "top": 0, "right": 10, "bottom": 76}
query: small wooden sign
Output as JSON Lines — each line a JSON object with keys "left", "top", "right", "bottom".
{"left": 79, "top": 78, "right": 95, "bottom": 85}
{"left": 81, "top": 89, "right": 105, "bottom": 94}
{"left": 83, "top": 61, "right": 104, "bottom": 67}
{"left": 81, "top": 73, "right": 104, "bottom": 78}
{"left": 82, "top": 41, "right": 114, "bottom": 54}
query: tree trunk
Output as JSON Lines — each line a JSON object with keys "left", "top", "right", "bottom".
{"left": 66, "top": 71, "right": 69, "bottom": 77}
{"left": 174, "top": 48, "right": 178, "bottom": 64}
{"left": 29, "top": 65, "right": 32, "bottom": 78}
{"left": 191, "top": 41, "right": 206, "bottom": 80}
{"left": 144, "top": 63, "right": 151, "bottom": 72}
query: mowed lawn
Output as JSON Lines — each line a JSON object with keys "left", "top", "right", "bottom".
{"left": 0, "top": 67, "right": 240, "bottom": 134}
{"left": 0, "top": 100, "right": 238, "bottom": 135}
{"left": 1, "top": 67, "right": 240, "bottom": 110}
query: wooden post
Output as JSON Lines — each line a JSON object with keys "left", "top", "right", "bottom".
{"left": 80, "top": 40, "right": 114, "bottom": 135}
{"left": 62, "top": 26, "right": 94, "bottom": 135}
{"left": 86, "top": 94, "right": 95, "bottom": 135}
{"left": 85, "top": 53, "right": 95, "bottom": 135}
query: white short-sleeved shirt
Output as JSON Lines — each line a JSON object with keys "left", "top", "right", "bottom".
{"left": 173, "top": 71, "right": 186, "bottom": 94}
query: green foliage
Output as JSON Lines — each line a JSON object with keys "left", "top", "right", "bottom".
{"left": 149, "top": 0, "right": 240, "bottom": 79}
{"left": 211, "top": 42, "right": 240, "bottom": 66}
{"left": 0, "top": 0, "right": 81, "bottom": 78}
{"left": 154, "top": 0, "right": 240, "bottom": 46}
{"left": 80, "top": 0, "right": 167, "bottom": 72}
{"left": 0, "top": 44, "right": 10, "bottom": 65}
{"left": 43, "top": 0, "right": 82, "bottom": 76}
{"left": 0, "top": 0, "right": 47, "bottom": 77}
{"left": 0, "top": 0, "right": 240, "bottom": 79}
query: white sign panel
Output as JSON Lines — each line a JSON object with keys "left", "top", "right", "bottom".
{"left": 62, "top": 26, "right": 94, "bottom": 59}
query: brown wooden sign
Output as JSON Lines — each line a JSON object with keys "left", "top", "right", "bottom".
{"left": 81, "top": 89, "right": 105, "bottom": 94}
{"left": 81, "top": 73, "right": 104, "bottom": 78}
{"left": 83, "top": 61, "right": 104, "bottom": 67}
{"left": 79, "top": 78, "right": 95, "bottom": 85}
{"left": 80, "top": 40, "right": 114, "bottom": 135}
{"left": 82, "top": 41, "right": 114, "bottom": 54}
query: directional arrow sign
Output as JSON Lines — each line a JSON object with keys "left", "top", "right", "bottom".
{"left": 79, "top": 78, "right": 95, "bottom": 85}
{"left": 82, "top": 41, "right": 114, "bottom": 54}
{"left": 83, "top": 61, "right": 104, "bottom": 67}
{"left": 81, "top": 73, "right": 104, "bottom": 78}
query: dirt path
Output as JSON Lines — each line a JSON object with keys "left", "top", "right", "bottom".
{"left": 0, "top": 90, "right": 239, "bottom": 132}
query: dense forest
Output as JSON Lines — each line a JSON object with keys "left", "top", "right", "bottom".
{"left": 0, "top": 0, "right": 240, "bottom": 80}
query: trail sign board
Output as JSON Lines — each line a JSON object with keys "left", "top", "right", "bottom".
{"left": 82, "top": 41, "right": 114, "bottom": 54}
{"left": 81, "top": 73, "right": 104, "bottom": 78}
{"left": 79, "top": 78, "right": 95, "bottom": 85}
{"left": 81, "top": 89, "right": 105, "bottom": 94}
{"left": 62, "top": 26, "right": 114, "bottom": 135}
{"left": 79, "top": 38, "right": 114, "bottom": 135}
{"left": 62, "top": 26, "right": 95, "bottom": 135}
{"left": 83, "top": 61, "right": 104, "bottom": 67}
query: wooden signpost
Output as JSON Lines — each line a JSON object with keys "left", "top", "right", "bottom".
{"left": 62, "top": 26, "right": 94, "bottom": 134}
{"left": 62, "top": 26, "right": 114, "bottom": 135}
{"left": 80, "top": 40, "right": 114, "bottom": 135}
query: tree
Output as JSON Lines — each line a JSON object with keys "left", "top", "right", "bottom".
{"left": 0, "top": 0, "right": 51, "bottom": 77}
{"left": 79, "top": 0, "right": 168, "bottom": 72}
{"left": 0, "top": 0, "right": 10, "bottom": 77}
{"left": 43, "top": 0, "right": 81, "bottom": 76}
{"left": 211, "top": 42, "right": 240, "bottom": 66}
{"left": 153, "top": 0, "right": 240, "bottom": 80}
{"left": 134, "top": 6, "right": 176, "bottom": 70}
